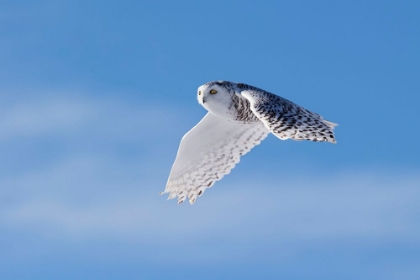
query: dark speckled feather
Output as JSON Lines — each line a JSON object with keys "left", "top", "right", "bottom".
{"left": 204, "top": 81, "right": 337, "bottom": 143}
{"left": 240, "top": 87, "right": 337, "bottom": 143}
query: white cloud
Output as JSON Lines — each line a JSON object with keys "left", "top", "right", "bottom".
{"left": 1, "top": 159, "right": 419, "bottom": 244}
{"left": 0, "top": 98, "right": 93, "bottom": 139}
{"left": 0, "top": 90, "right": 191, "bottom": 142}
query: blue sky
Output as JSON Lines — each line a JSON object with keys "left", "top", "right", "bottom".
{"left": 1, "top": 1, "right": 419, "bottom": 279}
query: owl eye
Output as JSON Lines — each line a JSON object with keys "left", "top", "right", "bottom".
{"left": 210, "top": 89, "right": 217, "bottom": 94}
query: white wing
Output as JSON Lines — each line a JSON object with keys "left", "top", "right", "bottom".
{"left": 241, "top": 90, "right": 337, "bottom": 143}
{"left": 161, "top": 113, "right": 269, "bottom": 204}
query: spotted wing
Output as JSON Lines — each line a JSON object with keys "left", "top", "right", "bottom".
{"left": 161, "top": 113, "right": 269, "bottom": 204}
{"left": 240, "top": 90, "right": 337, "bottom": 143}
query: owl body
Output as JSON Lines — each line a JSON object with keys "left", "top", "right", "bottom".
{"left": 162, "top": 81, "right": 337, "bottom": 204}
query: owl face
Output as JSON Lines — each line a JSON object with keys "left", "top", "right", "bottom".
{"left": 197, "top": 82, "right": 236, "bottom": 120}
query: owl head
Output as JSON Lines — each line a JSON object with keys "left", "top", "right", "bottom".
{"left": 197, "top": 81, "right": 238, "bottom": 120}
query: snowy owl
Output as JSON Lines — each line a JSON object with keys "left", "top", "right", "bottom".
{"left": 161, "top": 81, "right": 337, "bottom": 204}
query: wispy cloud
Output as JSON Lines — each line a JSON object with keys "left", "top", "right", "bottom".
{"left": 0, "top": 92, "right": 185, "bottom": 142}
{"left": 2, "top": 160, "right": 419, "bottom": 243}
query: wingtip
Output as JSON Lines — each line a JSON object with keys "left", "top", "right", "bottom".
{"left": 324, "top": 120, "right": 338, "bottom": 128}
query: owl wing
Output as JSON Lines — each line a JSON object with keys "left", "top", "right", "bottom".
{"left": 240, "top": 89, "right": 337, "bottom": 143}
{"left": 161, "top": 112, "right": 269, "bottom": 204}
